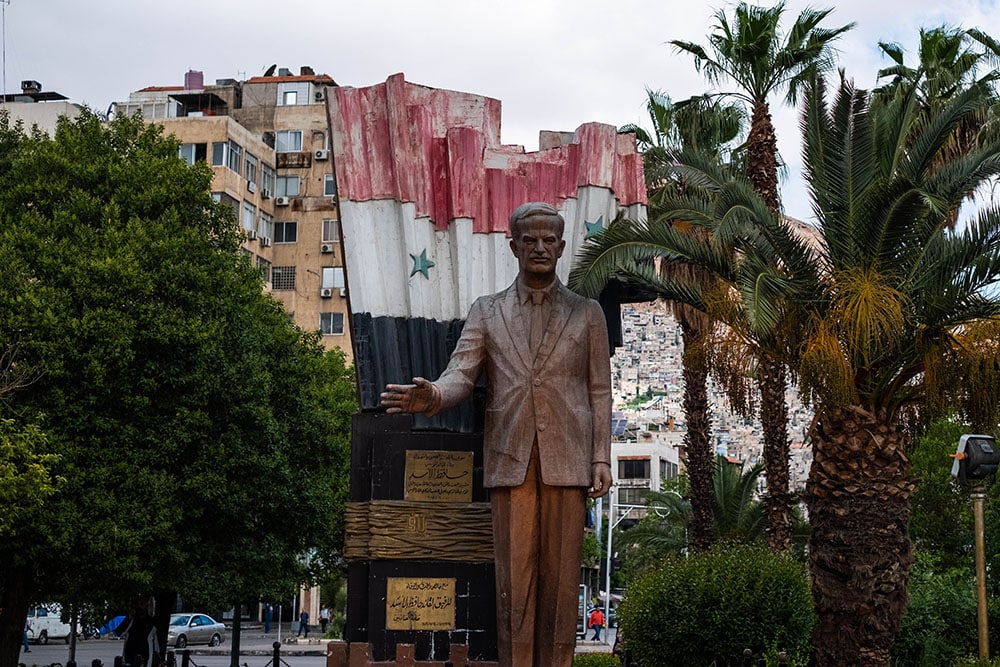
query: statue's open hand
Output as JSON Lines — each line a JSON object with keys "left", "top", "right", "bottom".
{"left": 589, "top": 462, "right": 612, "bottom": 499}
{"left": 380, "top": 377, "right": 439, "bottom": 414}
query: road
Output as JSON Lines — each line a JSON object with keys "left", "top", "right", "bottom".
{"left": 20, "top": 639, "right": 326, "bottom": 667}
{"left": 21, "top": 629, "right": 616, "bottom": 666}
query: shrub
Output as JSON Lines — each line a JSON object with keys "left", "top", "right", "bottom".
{"left": 891, "top": 554, "right": 979, "bottom": 666}
{"left": 618, "top": 543, "right": 814, "bottom": 666}
{"left": 572, "top": 653, "right": 620, "bottom": 667}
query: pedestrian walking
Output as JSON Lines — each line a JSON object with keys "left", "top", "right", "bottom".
{"left": 588, "top": 607, "right": 605, "bottom": 641}
{"left": 263, "top": 604, "right": 273, "bottom": 634}
{"left": 22, "top": 619, "right": 31, "bottom": 653}
{"left": 297, "top": 610, "right": 309, "bottom": 638}
{"left": 319, "top": 606, "right": 330, "bottom": 634}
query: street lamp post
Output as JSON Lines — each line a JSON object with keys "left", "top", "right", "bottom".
{"left": 950, "top": 434, "right": 1000, "bottom": 662}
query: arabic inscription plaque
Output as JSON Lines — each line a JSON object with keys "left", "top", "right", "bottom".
{"left": 404, "top": 450, "right": 473, "bottom": 502}
{"left": 385, "top": 577, "right": 456, "bottom": 630}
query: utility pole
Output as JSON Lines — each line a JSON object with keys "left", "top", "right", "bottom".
{"left": 1, "top": 0, "right": 9, "bottom": 101}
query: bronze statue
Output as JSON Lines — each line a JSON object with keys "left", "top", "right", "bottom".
{"left": 381, "top": 201, "right": 612, "bottom": 667}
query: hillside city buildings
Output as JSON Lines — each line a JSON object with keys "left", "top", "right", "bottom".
{"left": 609, "top": 302, "right": 814, "bottom": 509}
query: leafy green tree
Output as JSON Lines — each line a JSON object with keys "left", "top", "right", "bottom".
{"left": 909, "top": 419, "right": 976, "bottom": 572}
{"left": 620, "top": 457, "right": 770, "bottom": 574}
{"left": 0, "top": 110, "right": 355, "bottom": 667}
{"left": 0, "top": 419, "right": 58, "bottom": 538}
{"left": 671, "top": 1, "right": 853, "bottom": 552}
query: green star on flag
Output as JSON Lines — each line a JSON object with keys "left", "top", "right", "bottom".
{"left": 584, "top": 215, "right": 605, "bottom": 239}
{"left": 409, "top": 248, "right": 435, "bottom": 278}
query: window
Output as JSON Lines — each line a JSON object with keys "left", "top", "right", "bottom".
{"left": 271, "top": 266, "right": 296, "bottom": 291}
{"left": 245, "top": 153, "right": 258, "bottom": 185}
{"left": 321, "top": 266, "right": 345, "bottom": 289}
{"left": 324, "top": 173, "right": 337, "bottom": 196}
{"left": 179, "top": 143, "right": 207, "bottom": 165}
{"left": 320, "top": 312, "right": 345, "bottom": 335}
{"left": 211, "top": 140, "right": 243, "bottom": 174}
{"left": 618, "top": 458, "right": 651, "bottom": 480}
{"left": 275, "top": 130, "right": 303, "bottom": 152}
{"left": 261, "top": 164, "right": 276, "bottom": 196}
{"left": 277, "top": 82, "right": 309, "bottom": 106}
{"left": 322, "top": 219, "right": 340, "bottom": 242}
{"left": 257, "top": 257, "right": 271, "bottom": 284}
{"left": 274, "top": 221, "right": 298, "bottom": 243}
{"left": 212, "top": 192, "right": 240, "bottom": 218}
{"left": 227, "top": 140, "right": 243, "bottom": 173}
{"left": 258, "top": 211, "right": 273, "bottom": 242}
{"left": 618, "top": 487, "right": 648, "bottom": 506}
{"left": 276, "top": 175, "right": 300, "bottom": 197}
{"left": 660, "top": 459, "right": 678, "bottom": 481}
{"left": 242, "top": 201, "right": 256, "bottom": 233}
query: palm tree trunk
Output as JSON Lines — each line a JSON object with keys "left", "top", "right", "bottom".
{"left": 747, "top": 101, "right": 780, "bottom": 212}
{"left": 806, "top": 407, "right": 915, "bottom": 667}
{"left": 681, "top": 318, "right": 713, "bottom": 552}
{"left": 746, "top": 101, "right": 792, "bottom": 551}
{"left": 759, "top": 355, "right": 792, "bottom": 551}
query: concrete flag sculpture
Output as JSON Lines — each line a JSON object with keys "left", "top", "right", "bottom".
{"left": 326, "top": 73, "right": 647, "bottom": 429}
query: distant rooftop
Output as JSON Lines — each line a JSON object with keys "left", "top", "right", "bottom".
{"left": 1, "top": 80, "right": 68, "bottom": 103}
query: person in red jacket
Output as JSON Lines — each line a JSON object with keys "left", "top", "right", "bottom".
{"left": 588, "top": 607, "right": 605, "bottom": 641}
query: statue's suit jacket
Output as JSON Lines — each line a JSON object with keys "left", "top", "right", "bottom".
{"left": 432, "top": 279, "right": 612, "bottom": 488}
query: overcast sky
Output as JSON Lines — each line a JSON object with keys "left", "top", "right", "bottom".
{"left": 5, "top": 0, "right": 999, "bottom": 220}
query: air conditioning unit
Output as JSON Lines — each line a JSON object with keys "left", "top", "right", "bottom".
{"left": 320, "top": 288, "right": 334, "bottom": 298}
{"left": 314, "top": 90, "right": 325, "bottom": 102}
{"left": 314, "top": 149, "right": 329, "bottom": 161}
{"left": 260, "top": 188, "right": 271, "bottom": 200}
{"left": 275, "top": 196, "right": 290, "bottom": 206}
{"left": 260, "top": 237, "right": 271, "bottom": 247}
{"left": 340, "top": 287, "right": 347, "bottom": 297}
{"left": 246, "top": 230, "right": 257, "bottom": 240}
{"left": 320, "top": 243, "right": 334, "bottom": 254}
{"left": 247, "top": 181, "right": 257, "bottom": 193}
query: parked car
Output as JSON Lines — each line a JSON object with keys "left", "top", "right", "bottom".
{"left": 167, "top": 614, "right": 226, "bottom": 648}
{"left": 26, "top": 604, "right": 72, "bottom": 644}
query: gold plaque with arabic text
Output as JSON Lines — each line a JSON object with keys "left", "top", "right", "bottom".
{"left": 404, "top": 450, "right": 473, "bottom": 502}
{"left": 385, "top": 577, "right": 456, "bottom": 630}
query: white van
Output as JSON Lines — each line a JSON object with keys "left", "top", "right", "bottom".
{"left": 26, "top": 604, "right": 72, "bottom": 644}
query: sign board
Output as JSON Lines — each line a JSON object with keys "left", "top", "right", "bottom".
{"left": 385, "top": 577, "right": 456, "bottom": 630}
{"left": 404, "top": 450, "right": 474, "bottom": 502}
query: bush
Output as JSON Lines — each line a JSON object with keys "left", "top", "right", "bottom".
{"left": 891, "top": 554, "right": 979, "bottom": 666}
{"left": 573, "top": 653, "right": 620, "bottom": 667}
{"left": 618, "top": 543, "right": 814, "bottom": 666}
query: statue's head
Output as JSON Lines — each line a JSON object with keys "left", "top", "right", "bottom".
{"left": 509, "top": 202, "right": 565, "bottom": 238}
{"left": 508, "top": 202, "right": 566, "bottom": 282}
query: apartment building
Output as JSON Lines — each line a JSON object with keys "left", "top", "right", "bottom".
{"left": 114, "top": 67, "right": 352, "bottom": 363}
{"left": 0, "top": 79, "right": 82, "bottom": 134}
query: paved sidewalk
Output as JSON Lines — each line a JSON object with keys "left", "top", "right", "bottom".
{"left": 187, "top": 625, "right": 617, "bottom": 657}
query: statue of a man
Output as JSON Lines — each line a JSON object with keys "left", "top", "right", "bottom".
{"left": 381, "top": 202, "right": 612, "bottom": 666}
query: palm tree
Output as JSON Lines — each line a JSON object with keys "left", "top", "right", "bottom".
{"left": 875, "top": 25, "right": 1000, "bottom": 226}
{"left": 618, "top": 92, "right": 745, "bottom": 552}
{"left": 670, "top": 1, "right": 853, "bottom": 553}
{"left": 572, "top": 74, "right": 1000, "bottom": 666}
{"left": 619, "top": 457, "right": 767, "bottom": 570}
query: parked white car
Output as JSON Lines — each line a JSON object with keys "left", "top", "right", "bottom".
{"left": 26, "top": 604, "right": 72, "bottom": 644}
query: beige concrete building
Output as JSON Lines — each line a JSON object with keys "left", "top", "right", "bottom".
{"left": 114, "top": 67, "right": 352, "bottom": 364}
